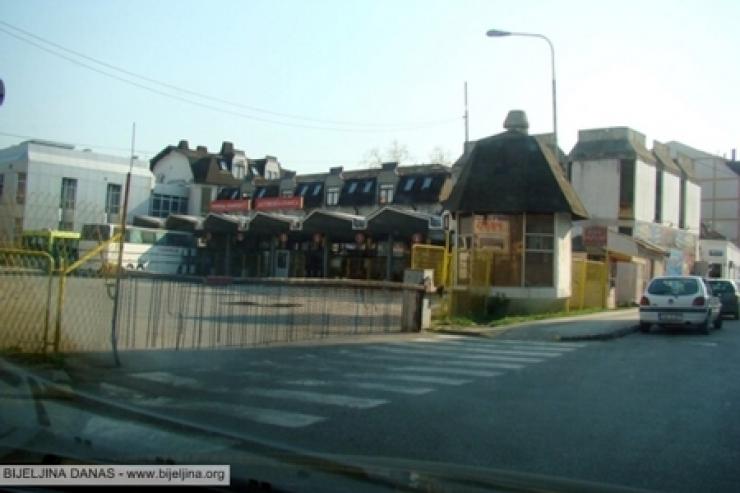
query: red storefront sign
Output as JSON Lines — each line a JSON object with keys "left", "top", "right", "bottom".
{"left": 254, "top": 196, "right": 304, "bottom": 211}
{"left": 583, "top": 226, "right": 607, "bottom": 247}
{"left": 209, "top": 199, "right": 251, "bottom": 213}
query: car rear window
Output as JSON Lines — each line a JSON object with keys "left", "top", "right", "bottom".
{"left": 708, "top": 280, "right": 734, "bottom": 294}
{"left": 648, "top": 278, "right": 699, "bottom": 296}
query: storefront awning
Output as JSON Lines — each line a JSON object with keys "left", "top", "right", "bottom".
{"left": 366, "top": 206, "right": 442, "bottom": 236}
{"left": 300, "top": 210, "right": 366, "bottom": 241}
{"left": 165, "top": 214, "right": 202, "bottom": 232}
{"left": 203, "top": 213, "right": 247, "bottom": 234}
{"left": 248, "top": 212, "right": 300, "bottom": 235}
{"left": 132, "top": 215, "right": 165, "bottom": 229}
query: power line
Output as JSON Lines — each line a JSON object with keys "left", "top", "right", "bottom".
{"left": 0, "top": 21, "right": 459, "bottom": 132}
{"left": 0, "top": 131, "right": 157, "bottom": 156}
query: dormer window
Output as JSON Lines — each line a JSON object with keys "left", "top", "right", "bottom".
{"left": 312, "top": 184, "right": 322, "bottom": 196}
{"left": 363, "top": 181, "right": 373, "bottom": 193}
{"left": 403, "top": 177, "right": 416, "bottom": 192}
{"left": 421, "top": 176, "right": 433, "bottom": 190}
{"left": 348, "top": 182, "right": 358, "bottom": 194}
{"left": 257, "top": 188, "right": 267, "bottom": 198}
{"left": 218, "top": 159, "right": 228, "bottom": 171}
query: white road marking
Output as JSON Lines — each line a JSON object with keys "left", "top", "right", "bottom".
{"left": 344, "top": 372, "right": 472, "bottom": 386}
{"left": 241, "top": 388, "right": 388, "bottom": 409}
{"left": 282, "top": 378, "right": 433, "bottom": 395}
{"left": 424, "top": 340, "right": 578, "bottom": 352}
{"left": 364, "top": 345, "right": 545, "bottom": 363}
{"left": 391, "top": 366, "right": 501, "bottom": 377}
{"left": 339, "top": 349, "right": 525, "bottom": 370}
{"left": 131, "top": 372, "right": 201, "bottom": 388}
{"left": 477, "top": 339, "right": 587, "bottom": 349}
{"left": 397, "top": 343, "right": 565, "bottom": 358}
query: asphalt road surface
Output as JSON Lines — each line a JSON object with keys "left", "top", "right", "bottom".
{"left": 4, "top": 319, "right": 740, "bottom": 492}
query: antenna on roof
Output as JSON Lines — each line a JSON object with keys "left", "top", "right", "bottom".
{"left": 463, "top": 81, "right": 469, "bottom": 146}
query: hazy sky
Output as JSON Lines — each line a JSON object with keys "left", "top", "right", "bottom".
{"left": 1, "top": 0, "right": 738, "bottom": 172}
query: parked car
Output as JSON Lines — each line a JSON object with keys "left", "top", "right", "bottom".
{"left": 706, "top": 279, "right": 740, "bottom": 319}
{"left": 639, "top": 275, "right": 722, "bottom": 334}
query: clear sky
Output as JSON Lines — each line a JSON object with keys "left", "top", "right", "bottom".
{"left": 1, "top": 0, "right": 739, "bottom": 173}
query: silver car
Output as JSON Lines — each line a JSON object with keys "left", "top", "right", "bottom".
{"left": 639, "top": 276, "right": 722, "bottom": 334}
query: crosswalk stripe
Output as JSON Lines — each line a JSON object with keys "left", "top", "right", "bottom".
{"left": 339, "top": 349, "right": 525, "bottom": 370}
{"left": 241, "top": 388, "right": 388, "bottom": 409}
{"left": 423, "top": 340, "right": 578, "bottom": 352}
{"left": 391, "top": 366, "right": 501, "bottom": 377}
{"left": 477, "top": 339, "right": 587, "bottom": 349}
{"left": 366, "top": 345, "right": 548, "bottom": 362}
{"left": 399, "top": 342, "right": 566, "bottom": 358}
{"left": 131, "top": 372, "right": 201, "bottom": 388}
{"left": 282, "top": 378, "right": 434, "bottom": 395}
{"left": 344, "top": 372, "right": 471, "bottom": 386}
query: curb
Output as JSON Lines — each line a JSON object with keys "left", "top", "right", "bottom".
{"left": 430, "top": 322, "right": 640, "bottom": 342}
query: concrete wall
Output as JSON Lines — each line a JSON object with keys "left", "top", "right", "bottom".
{"left": 660, "top": 172, "right": 681, "bottom": 227}
{"left": 635, "top": 160, "right": 657, "bottom": 223}
{"left": 570, "top": 158, "right": 620, "bottom": 220}
{"left": 684, "top": 181, "right": 701, "bottom": 233}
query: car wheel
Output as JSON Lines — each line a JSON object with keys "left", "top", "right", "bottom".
{"left": 714, "top": 315, "right": 723, "bottom": 330}
{"left": 639, "top": 322, "right": 651, "bottom": 333}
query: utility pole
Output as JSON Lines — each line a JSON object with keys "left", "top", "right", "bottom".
{"left": 110, "top": 122, "right": 135, "bottom": 367}
{"left": 463, "top": 81, "right": 469, "bottom": 146}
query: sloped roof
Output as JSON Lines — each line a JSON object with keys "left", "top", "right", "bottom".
{"left": 652, "top": 145, "right": 682, "bottom": 176}
{"left": 570, "top": 131, "right": 655, "bottom": 164}
{"left": 444, "top": 129, "right": 588, "bottom": 219}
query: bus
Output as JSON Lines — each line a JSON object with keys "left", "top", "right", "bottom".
{"left": 79, "top": 223, "right": 197, "bottom": 275}
{"left": 21, "top": 230, "right": 80, "bottom": 270}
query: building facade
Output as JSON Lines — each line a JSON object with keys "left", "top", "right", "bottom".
{"left": 569, "top": 128, "right": 702, "bottom": 305}
{"left": 667, "top": 141, "right": 740, "bottom": 246}
{"left": 0, "top": 140, "right": 153, "bottom": 243}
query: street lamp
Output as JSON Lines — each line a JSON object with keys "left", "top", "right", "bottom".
{"left": 486, "top": 29, "right": 559, "bottom": 164}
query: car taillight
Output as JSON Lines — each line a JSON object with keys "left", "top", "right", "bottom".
{"left": 692, "top": 296, "right": 706, "bottom": 306}
{"left": 640, "top": 296, "right": 649, "bottom": 306}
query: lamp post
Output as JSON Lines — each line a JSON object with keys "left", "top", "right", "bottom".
{"left": 486, "top": 29, "right": 559, "bottom": 163}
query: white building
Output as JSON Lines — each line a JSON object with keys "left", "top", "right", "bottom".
{"left": 667, "top": 141, "right": 739, "bottom": 246}
{"left": 698, "top": 238, "right": 740, "bottom": 279}
{"left": 569, "top": 128, "right": 702, "bottom": 305}
{"left": 0, "top": 140, "right": 153, "bottom": 243}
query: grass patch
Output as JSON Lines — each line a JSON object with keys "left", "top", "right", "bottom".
{"left": 435, "top": 307, "right": 613, "bottom": 329}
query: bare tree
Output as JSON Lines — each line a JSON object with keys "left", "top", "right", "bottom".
{"left": 361, "top": 140, "right": 412, "bottom": 167}
{"left": 428, "top": 146, "right": 452, "bottom": 165}
{"left": 362, "top": 147, "right": 384, "bottom": 167}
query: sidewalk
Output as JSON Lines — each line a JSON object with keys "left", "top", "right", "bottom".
{"left": 430, "top": 308, "right": 639, "bottom": 342}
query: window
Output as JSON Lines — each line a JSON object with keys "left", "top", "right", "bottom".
{"left": 151, "top": 193, "right": 188, "bottom": 218}
{"left": 218, "top": 159, "right": 228, "bottom": 171}
{"left": 281, "top": 189, "right": 293, "bottom": 197}
{"left": 256, "top": 188, "right": 267, "bottom": 198}
{"left": 298, "top": 184, "right": 308, "bottom": 196}
{"left": 379, "top": 184, "right": 394, "bottom": 204}
{"left": 106, "top": 184, "right": 122, "bottom": 215}
{"left": 348, "top": 182, "right": 358, "bottom": 194}
{"left": 363, "top": 181, "right": 373, "bottom": 193}
{"left": 60, "top": 177, "right": 77, "bottom": 210}
{"left": 312, "top": 184, "right": 322, "bottom": 196}
{"left": 0, "top": 174, "right": 4, "bottom": 198}
{"left": 403, "top": 177, "right": 415, "bottom": 192}
{"left": 233, "top": 163, "right": 245, "bottom": 179}
{"left": 421, "top": 176, "right": 433, "bottom": 190}
{"left": 524, "top": 214, "right": 554, "bottom": 287}
{"left": 326, "top": 186, "right": 339, "bottom": 206}
{"left": 16, "top": 172, "right": 26, "bottom": 205}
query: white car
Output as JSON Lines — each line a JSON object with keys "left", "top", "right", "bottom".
{"left": 639, "top": 275, "right": 722, "bottom": 335}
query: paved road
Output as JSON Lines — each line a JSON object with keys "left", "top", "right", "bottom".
{"left": 5, "top": 320, "right": 740, "bottom": 491}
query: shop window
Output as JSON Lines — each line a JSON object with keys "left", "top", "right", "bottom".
{"left": 524, "top": 214, "right": 554, "bottom": 287}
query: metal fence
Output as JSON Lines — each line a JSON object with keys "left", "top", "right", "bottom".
{"left": 0, "top": 255, "right": 425, "bottom": 354}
